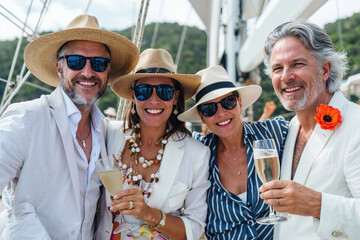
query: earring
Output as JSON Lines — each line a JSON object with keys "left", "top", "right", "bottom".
{"left": 173, "top": 105, "right": 178, "bottom": 115}
{"left": 131, "top": 104, "right": 136, "bottom": 114}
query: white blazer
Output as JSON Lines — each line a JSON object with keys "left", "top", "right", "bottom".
{"left": 0, "top": 87, "right": 107, "bottom": 240}
{"left": 94, "top": 121, "right": 210, "bottom": 240}
{"left": 275, "top": 92, "right": 360, "bottom": 240}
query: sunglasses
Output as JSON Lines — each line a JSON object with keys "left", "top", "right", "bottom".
{"left": 134, "top": 84, "right": 175, "bottom": 101}
{"left": 197, "top": 94, "right": 238, "bottom": 117}
{"left": 59, "top": 55, "right": 110, "bottom": 72}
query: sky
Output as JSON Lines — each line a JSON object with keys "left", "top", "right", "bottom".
{"left": 0, "top": 0, "right": 360, "bottom": 41}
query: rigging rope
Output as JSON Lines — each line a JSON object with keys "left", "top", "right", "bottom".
{"left": 0, "top": 0, "right": 51, "bottom": 114}
{"left": 150, "top": 0, "right": 164, "bottom": 48}
{"left": 116, "top": 0, "right": 151, "bottom": 121}
{"left": 175, "top": 6, "right": 192, "bottom": 71}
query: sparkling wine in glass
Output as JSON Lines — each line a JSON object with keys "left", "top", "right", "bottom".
{"left": 98, "top": 169, "right": 123, "bottom": 196}
{"left": 96, "top": 156, "right": 127, "bottom": 234}
{"left": 96, "top": 156, "right": 123, "bottom": 196}
{"left": 253, "top": 139, "right": 287, "bottom": 224}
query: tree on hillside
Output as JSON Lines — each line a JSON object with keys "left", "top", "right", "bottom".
{"left": 1, "top": 12, "right": 360, "bottom": 118}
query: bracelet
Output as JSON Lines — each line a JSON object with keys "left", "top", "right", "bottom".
{"left": 154, "top": 210, "right": 166, "bottom": 231}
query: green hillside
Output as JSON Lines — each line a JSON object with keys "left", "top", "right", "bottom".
{"left": 1, "top": 13, "right": 359, "bottom": 119}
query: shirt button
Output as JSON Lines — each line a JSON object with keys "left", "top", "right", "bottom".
{"left": 71, "top": 230, "right": 75, "bottom": 235}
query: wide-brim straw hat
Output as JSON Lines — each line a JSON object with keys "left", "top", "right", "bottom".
{"left": 111, "top": 48, "right": 201, "bottom": 101}
{"left": 178, "top": 65, "right": 262, "bottom": 122}
{"left": 24, "top": 14, "right": 139, "bottom": 87}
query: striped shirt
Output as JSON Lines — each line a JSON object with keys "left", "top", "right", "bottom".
{"left": 193, "top": 117, "right": 288, "bottom": 240}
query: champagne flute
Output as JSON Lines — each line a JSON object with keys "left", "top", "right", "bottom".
{"left": 253, "top": 139, "right": 287, "bottom": 224}
{"left": 96, "top": 156, "right": 123, "bottom": 196}
{"left": 96, "top": 156, "right": 127, "bottom": 234}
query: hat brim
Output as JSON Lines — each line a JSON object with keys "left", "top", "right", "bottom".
{"left": 111, "top": 73, "right": 201, "bottom": 101}
{"left": 24, "top": 28, "right": 139, "bottom": 87}
{"left": 178, "top": 85, "right": 262, "bottom": 122}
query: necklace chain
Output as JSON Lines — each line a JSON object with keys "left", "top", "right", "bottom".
{"left": 76, "top": 125, "right": 91, "bottom": 148}
{"left": 113, "top": 124, "right": 168, "bottom": 197}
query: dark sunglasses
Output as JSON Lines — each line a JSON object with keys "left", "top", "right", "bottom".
{"left": 197, "top": 94, "right": 238, "bottom": 117}
{"left": 134, "top": 84, "right": 175, "bottom": 101}
{"left": 59, "top": 55, "right": 110, "bottom": 72}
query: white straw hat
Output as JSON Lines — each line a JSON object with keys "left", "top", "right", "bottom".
{"left": 178, "top": 65, "right": 262, "bottom": 122}
{"left": 104, "top": 107, "right": 117, "bottom": 117}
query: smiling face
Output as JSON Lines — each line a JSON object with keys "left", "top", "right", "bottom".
{"left": 56, "top": 40, "right": 109, "bottom": 110}
{"left": 199, "top": 92, "right": 243, "bottom": 139}
{"left": 131, "top": 76, "right": 179, "bottom": 131}
{"left": 270, "top": 37, "right": 331, "bottom": 112}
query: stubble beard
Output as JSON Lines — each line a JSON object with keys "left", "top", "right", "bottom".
{"left": 277, "top": 72, "right": 325, "bottom": 112}
{"left": 61, "top": 75, "right": 107, "bottom": 111}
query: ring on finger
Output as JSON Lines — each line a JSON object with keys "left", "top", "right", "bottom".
{"left": 277, "top": 198, "right": 280, "bottom": 206}
{"left": 129, "top": 200, "right": 134, "bottom": 210}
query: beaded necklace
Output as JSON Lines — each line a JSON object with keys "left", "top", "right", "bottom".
{"left": 113, "top": 124, "right": 168, "bottom": 197}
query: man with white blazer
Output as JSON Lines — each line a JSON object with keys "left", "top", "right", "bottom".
{"left": 260, "top": 21, "right": 360, "bottom": 239}
{"left": 0, "top": 15, "right": 139, "bottom": 239}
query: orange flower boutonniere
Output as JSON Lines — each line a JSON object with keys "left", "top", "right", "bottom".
{"left": 314, "top": 104, "right": 342, "bottom": 130}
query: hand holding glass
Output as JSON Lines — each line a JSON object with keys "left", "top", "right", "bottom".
{"left": 253, "top": 139, "right": 287, "bottom": 224}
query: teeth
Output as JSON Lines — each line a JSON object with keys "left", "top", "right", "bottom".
{"left": 146, "top": 109, "right": 162, "bottom": 114}
{"left": 284, "top": 87, "right": 300, "bottom": 92}
{"left": 79, "top": 81, "right": 95, "bottom": 86}
{"left": 217, "top": 119, "right": 231, "bottom": 126}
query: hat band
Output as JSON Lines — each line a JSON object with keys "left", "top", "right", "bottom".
{"left": 196, "top": 81, "right": 236, "bottom": 102}
{"left": 136, "top": 67, "right": 174, "bottom": 74}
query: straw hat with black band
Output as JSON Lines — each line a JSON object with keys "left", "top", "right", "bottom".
{"left": 178, "top": 65, "right": 262, "bottom": 122}
{"left": 24, "top": 14, "right": 140, "bottom": 87}
{"left": 111, "top": 48, "right": 201, "bottom": 101}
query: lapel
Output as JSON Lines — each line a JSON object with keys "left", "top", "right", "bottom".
{"left": 48, "top": 87, "right": 81, "bottom": 211}
{"left": 293, "top": 124, "right": 334, "bottom": 184}
{"left": 286, "top": 92, "right": 347, "bottom": 185}
{"left": 147, "top": 136, "right": 185, "bottom": 209}
{"left": 99, "top": 120, "right": 110, "bottom": 167}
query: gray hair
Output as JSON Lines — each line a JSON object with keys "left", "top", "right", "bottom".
{"left": 263, "top": 21, "right": 347, "bottom": 93}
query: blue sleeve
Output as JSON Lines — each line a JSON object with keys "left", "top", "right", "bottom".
{"left": 192, "top": 131, "right": 209, "bottom": 145}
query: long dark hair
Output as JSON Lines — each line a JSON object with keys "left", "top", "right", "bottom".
{"left": 123, "top": 78, "right": 191, "bottom": 140}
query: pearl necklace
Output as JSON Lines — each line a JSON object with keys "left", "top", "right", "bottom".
{"left": 113, "top": 124, "right": 168, "bottom": 197}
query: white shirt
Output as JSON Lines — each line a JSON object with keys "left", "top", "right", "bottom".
{"left": 61, "top": 89, "right": 103, "bottom": 240}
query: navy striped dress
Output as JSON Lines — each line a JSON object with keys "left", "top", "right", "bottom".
{"left": 193, "top": 117, "right": 288, "bottom": 240}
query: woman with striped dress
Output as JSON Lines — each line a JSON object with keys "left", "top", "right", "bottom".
{"left": 178, "top": 65, "right": 288, "bottom": 239}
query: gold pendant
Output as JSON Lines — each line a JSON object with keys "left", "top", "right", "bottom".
{"left": 81, "top": 140, "right": 86, "bottom": 148}
{"left": 237, "top": 171, "right": 241, "bottom": 175}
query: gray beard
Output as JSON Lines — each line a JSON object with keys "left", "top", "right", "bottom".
{"left": 278, "top": 72, "right": 325, "bottom": 112}
{"left": 68, "top": 87, "right": 99, "bottom": 110}
{"left": 279, "top": 94, "right": 308, "bottom": 111}
{"left": 60, "top": 72, "right": 106, "bottom": 111}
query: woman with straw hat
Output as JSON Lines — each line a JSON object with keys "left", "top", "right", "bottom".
{"left": 178, "top": 65, "right": 288, "bottom": 239}
{"left": 98, "top": 49, "right": 210, "bottom": 239}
